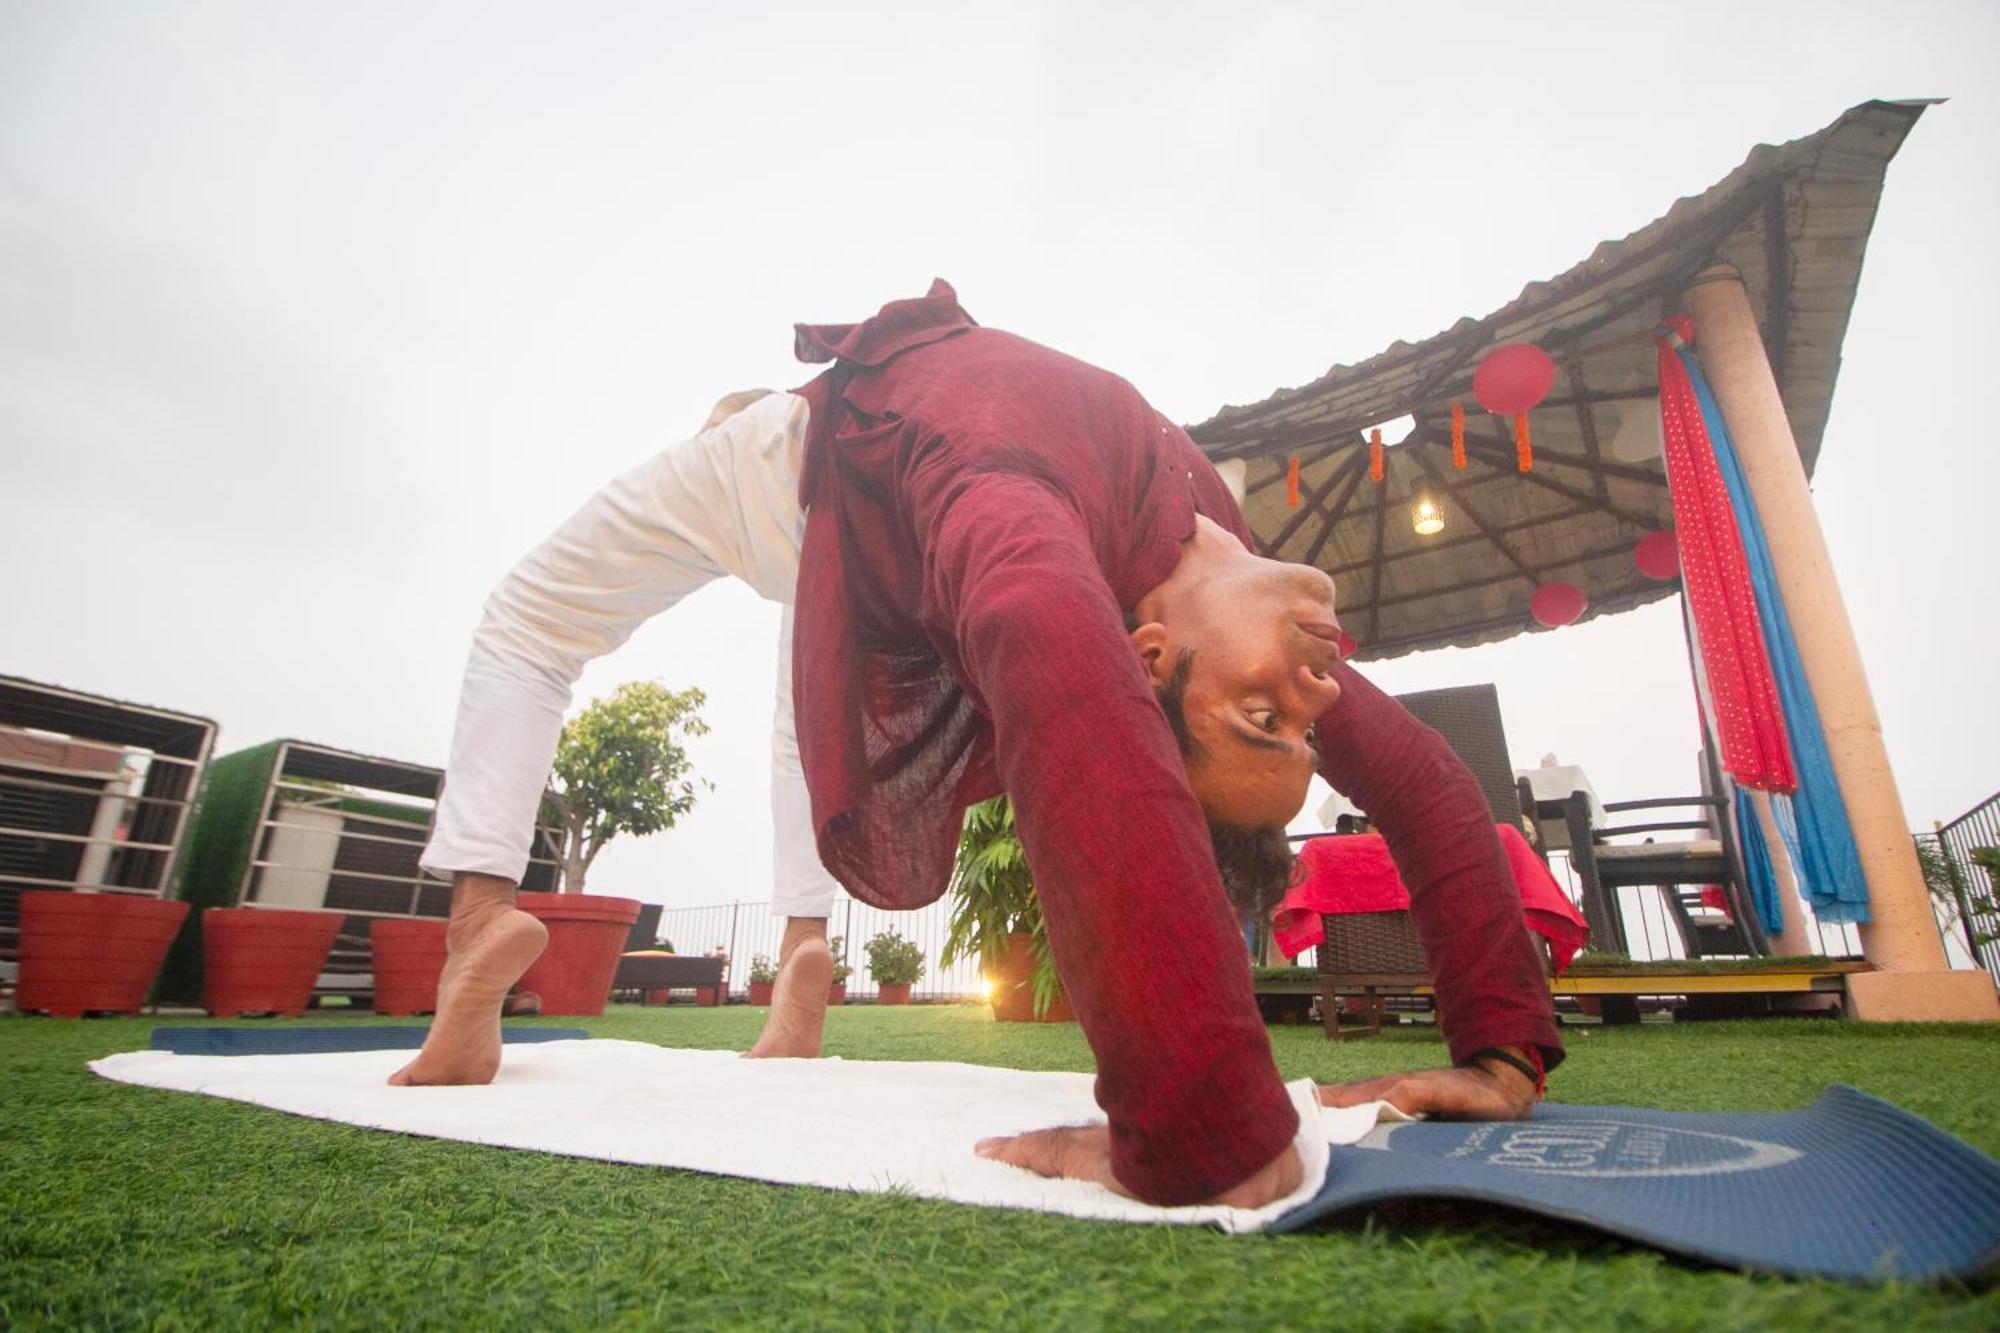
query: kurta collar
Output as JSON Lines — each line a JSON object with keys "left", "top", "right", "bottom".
{"left": 793, "top": 279, "right": 976, "bottom": 367}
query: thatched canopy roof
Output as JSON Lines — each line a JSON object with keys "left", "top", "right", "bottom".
{"left": 1189, "top": 100, "right": 1931, "bottom": 662}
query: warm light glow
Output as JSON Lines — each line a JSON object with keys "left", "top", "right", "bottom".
{"left": 1411, "top": 492, "right": 1445, "bottom": 536}
{"left": 978, "top": 978, "right": 994, "bottom": 1001}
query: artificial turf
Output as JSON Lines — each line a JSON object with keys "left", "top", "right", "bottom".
{"left": 3, "top": 1005, "right": 1997, "bottom": 1331}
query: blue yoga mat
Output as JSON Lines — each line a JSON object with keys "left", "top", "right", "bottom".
{"left": 1272, "top": 1085, "right": 2000, "bottom": 1282}
{"left": 149, "top": 1026, "right": 590, "bottom": 1056}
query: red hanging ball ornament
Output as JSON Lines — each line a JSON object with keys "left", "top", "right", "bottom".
{"left": 1634, "top": 530, "right": 1680, "bottom": 581}
{"left": 1337, "top": 632, "right": 1358, "bottom": 660}
{"left": 1530, "top": 582, "right": 1588, "bottom": 628}
{"left": 1474, "top": 344, "right": 1557, "bottom": 416}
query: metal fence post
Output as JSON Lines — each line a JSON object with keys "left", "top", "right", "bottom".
{"left": 725, "top": 901, "right": 740, "bottom": 997}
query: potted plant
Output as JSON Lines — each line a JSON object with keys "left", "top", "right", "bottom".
{"left": 828, "top": 936, "right": 852, "bottom": 1005}
{"left": 865, "top": 929, "right": 924, "bottom": 1005}
{"left": 746, "top": 954, "right": 777, "bottom": 1006}
{"left": 370, "top": 916, "right": 451, "bottom": 1015}
{"left": 518, "top": 682, "right": 708, "bottom": 1015}
{"left": 942, "top": 797, "right": 1070, "bottom": 1022}
{"left": 16, "top": 891, "right": 190, "bottom": 1018}
{"left": 200, "top": 906, "right": 344, "bottom": 1018}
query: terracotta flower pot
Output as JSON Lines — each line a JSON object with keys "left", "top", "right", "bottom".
{"left": 827, "top": 983, "right": 847, "bottom": 1006}
{"left": 16, "top": 891, "right": 189, "bottom": 1017}
{"left": 876, "top": 981, "right": 912, "bottom": 1006}
{"left": 516, "top": 892, "right": 641, "bottom": 1016}
{"left": 371, "top": 918, "right": 451, "bottom": 1016}
{"left": 988, "top": 932, "right": 1073, "bottom": 1023}
{"left": 747, "top": 979, "right": 775, "bottom": 1006}
{"left": 202, "top": 907, "right": 342, "bottom": 1019}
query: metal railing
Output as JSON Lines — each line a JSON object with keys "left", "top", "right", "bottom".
{"left": 652, "top": 897, "right": 986, "bottom": 1001}
{"left": 1933, "top": 793, "right": 2000, "bottom": 983}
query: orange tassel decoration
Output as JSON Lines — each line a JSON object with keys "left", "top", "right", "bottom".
{"left": 1514, "top": 412, "right": 1533, "bottom": 473}
{"left": 1369, "top": 427, "right": 1384, "bottom": 483}
{"left": 1450, "top": 402, "right": 1467, "bottom": 470}
{"left": 1285, "top": 455, "right": 1301, "bottom": 507}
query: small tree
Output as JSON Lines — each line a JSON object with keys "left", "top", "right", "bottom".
{"left": 548, "top": 681, "right": 710, "bottom": 893}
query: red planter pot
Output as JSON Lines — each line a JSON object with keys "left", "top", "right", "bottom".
{"left": 876, "top": 981, "right": 912, "bottom": 1006}
{"left": 516, "top": 892, "right": 641, "bottom": 1016}
{"left": 988, "top": 932, "right": 1074, "bottom": 1023}
{"left": 202, "top": 908, "right": 342, "bottom": 1019}
{"left": 17, "top": 892, "right": 189, "bottom": 1017}
{"left": 371, "top": 918, "right": 451, "bottom": 1016}
{"left": 827, "top": 983, "right": 847, "bottom": 1006}
{"left": 747, "top": 980, "right": 775, "bottom": 1006}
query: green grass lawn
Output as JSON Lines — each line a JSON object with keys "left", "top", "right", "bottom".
{"left": 3, "top": 1006, "right": 1997, "bottom": 1331}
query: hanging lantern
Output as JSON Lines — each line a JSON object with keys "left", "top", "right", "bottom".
{"left": 1285, "top": 455, "right": 1301, "bottom": 508}
{"left": 1473, "top": 343, "right": 1556, "bottom": 416}
{"left": 1450, "top": 402, "right": 1467, "bottom": 469}
{"left": 1337, "top": 631, "right": 1358, "bottom": 660}
{"left": 1530, "top": 582, "right": 1588, "bottom": 628}
{"left": 1514, "top": 412, "right": 1533, "bottom": 473}
{"left": 1634, "top": 530, "right": 1680, "bottom": 580}
{"left": 1410, "top": 482, "right": 1445, "bottom": 536}
{"left": 1368, "top": 427, "right": 1384, "bottom": 483}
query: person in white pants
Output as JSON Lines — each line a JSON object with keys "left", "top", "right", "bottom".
{"left": 406, "top": 388, "right": 845, "bottom": 1080}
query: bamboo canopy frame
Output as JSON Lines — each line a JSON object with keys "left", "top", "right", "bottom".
{"left": 1189, "top": 100, "right": 1931, "bottom": 663}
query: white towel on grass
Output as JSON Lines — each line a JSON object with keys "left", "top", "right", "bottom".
{"left": 91, "top": 1040, "right": 1408, "bottom": 1233}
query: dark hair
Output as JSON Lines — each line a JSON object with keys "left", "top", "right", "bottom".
{"left": 1153, "top": 648, "right": 1302, "bottom": 922}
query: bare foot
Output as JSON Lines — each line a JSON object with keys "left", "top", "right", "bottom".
{"left": 389, "top": 899, "right": 547, "bottom": 1086}
{"left": 745, "top": 933, "right": 834, "bottom": 1059}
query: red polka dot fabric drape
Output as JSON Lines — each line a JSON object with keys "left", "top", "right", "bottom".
{"left": 1654, "top": 317, "right": 1796, "bottom": 792}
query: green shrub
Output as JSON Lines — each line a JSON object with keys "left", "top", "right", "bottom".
{"left": 864, "top": 930, "right": 925, "bottom": 986}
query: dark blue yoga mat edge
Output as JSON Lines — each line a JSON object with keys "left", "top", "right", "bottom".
{"left": 1273, "top": 1085, "right": 2000, "bottom": 1283}
{"left": 149, "top": 1026, "right": 590, "bottom": 1055}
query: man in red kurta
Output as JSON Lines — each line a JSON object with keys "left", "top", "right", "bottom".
{"left": 405, "top": 281, "right": 1561, "bottom": 1209}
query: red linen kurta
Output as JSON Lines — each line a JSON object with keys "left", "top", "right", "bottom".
{"left": 790, "top": 281, "right": 1561, "bottom": 1204}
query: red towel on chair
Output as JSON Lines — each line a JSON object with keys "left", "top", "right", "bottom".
{"left": 1272, "top": 825, "right": 1589, "bottom": 973}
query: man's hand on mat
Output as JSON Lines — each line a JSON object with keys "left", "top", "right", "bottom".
{"left": 1316, "top": 1060, "right": 1536, "bottom": 1121}
{"left": 974, "top": 1128, "right": 1304, "bottom": 1207}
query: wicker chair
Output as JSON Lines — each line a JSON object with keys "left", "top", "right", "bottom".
{"left": 1314, "top": 684, "right": 1533, "bottom": 1039}
{"left": 1315, "top": 910, "right": 1432, "bottom": 1039}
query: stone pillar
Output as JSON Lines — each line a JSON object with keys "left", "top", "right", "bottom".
{"left": 1680, "top": 265, "right": 1996, "bottom": 1021}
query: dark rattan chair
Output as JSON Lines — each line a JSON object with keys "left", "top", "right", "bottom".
{"left": 1314, "top": 684, "right": 1537, "bottom": 1039}
{"left": 1561, "top": 791, "right": 1764, "bottom": 958}
{"left": 610, "top": 952, "right": 725, "bottom": 1005}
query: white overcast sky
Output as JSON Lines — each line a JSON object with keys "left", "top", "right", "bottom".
{"left": 5, "top": 1, "right": 1997, "bottom": 913}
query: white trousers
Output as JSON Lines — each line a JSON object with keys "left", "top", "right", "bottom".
{"left": 421, "top": 390, "right": 843, "bottom": 919}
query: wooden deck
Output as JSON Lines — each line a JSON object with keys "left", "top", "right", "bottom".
{"left": 1253, "top": 959, "right": 1875, "bottom": 1029}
